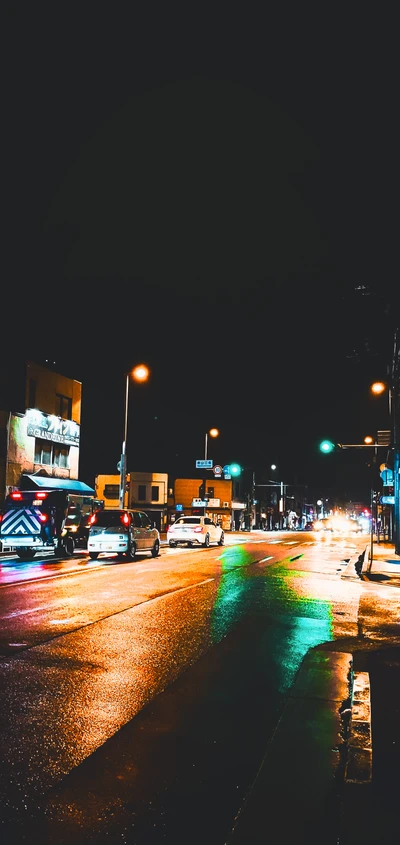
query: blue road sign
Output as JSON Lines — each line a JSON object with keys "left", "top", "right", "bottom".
{"left": 196, "top": 459, "right": 213, "bottom": 469}
{"left": 380, "top": 495, "right": 395, "bottom": 505}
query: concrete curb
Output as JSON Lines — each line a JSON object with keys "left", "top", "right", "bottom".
{"left": 344, "top": 671, "right": 372, "bottom": 783}
{"left": 341, "top": 547, "right": 366, "bottom": 579}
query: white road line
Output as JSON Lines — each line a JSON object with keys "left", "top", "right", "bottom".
{"left": 259, "top": 556, "right": 274, "bottom": 562}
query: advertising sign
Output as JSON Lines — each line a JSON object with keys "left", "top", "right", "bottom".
{"left": 26, "top": 408, "right": 80, "bottom": 446}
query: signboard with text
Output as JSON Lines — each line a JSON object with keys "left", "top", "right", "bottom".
{"left": 26, "top": 408, "right": 80, "bottom": 446}
{"left": 196, "top": 459, "right": 213, "bottom": 469}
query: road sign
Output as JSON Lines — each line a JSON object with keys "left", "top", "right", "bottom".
{"left": 380, "top": 495, "right": 395, "bottom": 505}
{"left": 380, "top": 468, "right": 394, "bottom": 485}
{"left": 224, "top": 473, "right": 232, "bottom": 480}
{"left": 196, "top": 459, "right": 213, "bottom": 469}
{"left": 175, "top": 504, "right": 183, "bottom": 511}
{"left": 192, "top": 498, "right": 207, "bottom": 507}
{"left": 213, "top": 465, "right": 223, "bottom": 476}
{"left": 377, "top": 430, "right": 391, "bottom": 446}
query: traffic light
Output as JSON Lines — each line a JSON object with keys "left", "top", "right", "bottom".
{"left": 229, "top": 463, "right": 242, "bottom": 476}
{"left": 319, "top": 440, "right": 335, "bottom": 454}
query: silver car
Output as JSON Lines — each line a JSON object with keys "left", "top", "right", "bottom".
{"left": 167, "top": 516, "right": 224, "bottom": 548}
{"left": 87, "top": 509, "right": 160, "bottom": 561}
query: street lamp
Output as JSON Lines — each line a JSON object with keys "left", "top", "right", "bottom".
{"left": 201, "top": 428, "right": 219, "bottom": 514}
{"left": 371, "top": 381, "right": 386, "bottom": 396}
{"left": 369, "top": 361, "right": 400, "bottom": 554}
{"left": 205, "top": 428, "right": 219, "bottom": 461}
{"left": 119, "top": 364, "right": 150, "bottom": 509}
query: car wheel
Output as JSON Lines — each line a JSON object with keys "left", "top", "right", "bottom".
{"left": 169, "top": 540, "right": 176, "bottom": 548}
{"left": 125, "top": 539, "right": 136, "bottom": 562}
{"left": 89, "top": 552, "right": 99, "bottom": 560}
{"left": 203, "top": 533, "right": 210, "bottom": 548}
{"left": 218, "top": 531, "right": 225, "bottom": 546}
{"left": 187, "top": 541, "right": 192, "bottom": 547}
{"left": 151, "top": 539, "right": 160, "bottom": 557}
{"left": 63, "top": 536, "right": 75, "bottom": 557}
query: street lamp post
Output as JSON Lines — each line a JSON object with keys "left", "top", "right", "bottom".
{"left": 370, "top": 330, "right": 400, "bottom": 554}
{"left": 202, "top": 428, "right": 219, "bottom": 514}
{"left": 119, "top": 364, "right": 150, "bottom": 509}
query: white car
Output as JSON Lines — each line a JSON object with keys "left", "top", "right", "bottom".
{"left": 167, "top": 516, "right": 224, "bottom": 548}
{"left": 87, "top": 508, "right": 160, "bottom": 561}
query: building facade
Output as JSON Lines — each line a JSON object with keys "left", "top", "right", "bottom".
{"left": 0, "top": 360, "right": 82, "bottom": 504}
{"left": 95, "top": 472, "right": 169, "bottom": 532}
{"left": 170, "top": 478, "right": 234, "bottom": 530}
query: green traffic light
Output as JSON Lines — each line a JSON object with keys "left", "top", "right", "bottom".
{"left": 319, "top": 440, "right": 335, "bottom": 453}
{"left": 230, "top": 463, "right": 242, "bottom": 476}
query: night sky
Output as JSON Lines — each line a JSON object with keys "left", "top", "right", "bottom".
{"left": 3, "top": 7, "right": 397, "bottom": 502}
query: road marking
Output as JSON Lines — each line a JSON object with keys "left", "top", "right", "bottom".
{"left": 283, "top": 541, "right": 298, "bottom": 545}
{"left": 259, "top": 556, "right": 274, "bottom": 563}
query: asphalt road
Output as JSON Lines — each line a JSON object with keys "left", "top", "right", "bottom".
{"left": 1, "top": 530, "right": 398, "bottom": 844}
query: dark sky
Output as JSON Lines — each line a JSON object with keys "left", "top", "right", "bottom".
{"left": 3, "top": 6, "right": 397, "bottom": 502}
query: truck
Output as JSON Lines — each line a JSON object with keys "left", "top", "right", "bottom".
{"left": 0, "top": 479, "right": 103, "bottom": 560}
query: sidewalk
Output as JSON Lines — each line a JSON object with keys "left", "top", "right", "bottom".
{"left": 227, "top": 650, "right": 353, "bottom": 845}
{"left": 361, "top": 540, "right": 400, "bottom": 586}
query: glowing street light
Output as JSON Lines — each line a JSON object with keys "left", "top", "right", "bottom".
{"left": 364, "top": 435, "right": 374, "bottom": 444}
{"left": 204, "top": 427, "right": 219, "bottom": 461}
{"left": 119, "top": 364, "right": 150, "bottom": 508}
{"left": 370, "top": 381, "right": 386, "bottom": 395}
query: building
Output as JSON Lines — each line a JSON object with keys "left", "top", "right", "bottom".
{"left": 95, "top": 472, "right": 168, "bottom": 532}
{"left": 0, "top": 359, "right": 82, "bottom": 505}
{"left": 170, "top": 478, "right": 234, "bottom": 531}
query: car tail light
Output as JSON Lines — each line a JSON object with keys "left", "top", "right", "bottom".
{"left": 194, "top": 526, "right": 204, "bottom": 533}
{"left": 89, "top": 513, "right": 97, "bottom": 525}
{"left": 0, "top": 514, "right": 3, "bottom": 523}
{"left": 39, "top": 513, "right": 48, "bottom": 523}
{"left": 11, "top": 492, "right": 22, "bottom": 500}
{"left": 121, "top": 513, "right": 130, "bottom": 526}
{"left": 36, "top": 492, "right": 48, "bottom": 499}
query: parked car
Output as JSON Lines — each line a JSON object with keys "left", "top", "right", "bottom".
{"left": 167, "top": 516, "right": 224, "bottom": 548}
{"left": 87, "top": 508, "right": 160, "bottom": 561}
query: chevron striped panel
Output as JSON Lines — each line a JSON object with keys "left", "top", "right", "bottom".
{"left": 0, "top": 508, "right": 42, "bottom": 537}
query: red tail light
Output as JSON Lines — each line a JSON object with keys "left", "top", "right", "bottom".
{"left": 39, "top": 513, "right": 48, "bottom": 523}
{"left": 0, "top": 514, "right": 3, "bottom": 523}
{"left": 89, "top": 514, "right": 97, "bottom": 525}
{"left": 121, "top": 513, "right": 130, "bottom": 526}
{"left": 11, "top": 492, "right": 22, "bottom": 500}
{"left": 37, "top": 492, "right": 48, "bottom": 499}
{"left": 194, "top": 526, "right": 204, "bottom": 533}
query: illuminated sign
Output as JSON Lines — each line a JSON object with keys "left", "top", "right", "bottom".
{"left": 26, "top": 408, "right": 80, "bottom": 446}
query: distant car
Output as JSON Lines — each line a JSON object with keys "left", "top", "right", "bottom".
{"left": 167, "top": 516, "right": 224, "bottom": 548}
{"left": 87, "top": 508, "right": 160, "bottom": 561}
{"left": 304, "top": 521, "right": 314, "bottom": 531}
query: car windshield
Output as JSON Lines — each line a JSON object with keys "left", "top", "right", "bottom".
{"left": 175, "top": 518, "right": 201, "bottom": 525}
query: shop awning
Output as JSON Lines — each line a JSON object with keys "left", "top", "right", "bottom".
{"left": 20, "top": 475, "right": 95, "bottom": 496}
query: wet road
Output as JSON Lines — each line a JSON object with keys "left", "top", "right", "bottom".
{"left": 1, "top": 530, "right": 393, "bottom": 844}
